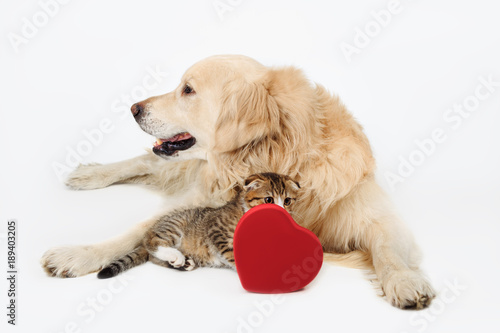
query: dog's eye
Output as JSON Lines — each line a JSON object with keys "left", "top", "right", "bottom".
{"left": 183, "top": 84, "right": 194, "bottom": 95}
{"left": 264, "top": 197, "right": 274, "bottom": 204}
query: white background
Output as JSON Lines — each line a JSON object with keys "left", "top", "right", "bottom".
{"left": 1, "top": 0, "right": 500, "bottom": 332}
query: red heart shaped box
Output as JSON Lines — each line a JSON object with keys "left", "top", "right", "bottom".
{"left": 233, "top": 204, "right": 323, "bottom": 293}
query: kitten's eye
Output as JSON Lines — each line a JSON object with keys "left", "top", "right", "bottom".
{"left": 183, "top": 84, "right": 194, "bottom": 95}
{"left": 284, "top": 198, "right": 292, "bottom": 206}
{"left": 264, "top": 197, "right": 274, "bottom": 204}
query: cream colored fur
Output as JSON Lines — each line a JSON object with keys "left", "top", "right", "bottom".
{"left": 41, "top": 55, "right": 435, "bottom": 309}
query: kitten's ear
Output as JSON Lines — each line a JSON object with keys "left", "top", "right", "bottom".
{"left": 244, "top": 174, "right": 265, "bottom": 191}
{"left": 286, "top": 178, "right": 301, "bottom": 191}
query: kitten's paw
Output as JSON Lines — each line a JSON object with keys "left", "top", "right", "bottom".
{"left": 181, "top": 257, "right": 196, "bottom": 271}
{"left": 383, "top": 270, "right": 436, "bottom": 310}
{"left": 153, "top": 247, "right": 185, "bottom": 268}
{"left": 65, "top": 163, "right": 110, "bottom": 190}
{"left": 41, "top": 245, "right": 105, "bottom": 278}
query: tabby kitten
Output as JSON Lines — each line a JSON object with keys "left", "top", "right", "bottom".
{"left": 97, "top": 173, "right": 300, "bottom": 279}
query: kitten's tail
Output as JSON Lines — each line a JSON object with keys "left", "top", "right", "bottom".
{"left": 323, "top": 250, "right": 373, "bottom": 270}
{"left": 97, "top": 246, "right": 149, "bottom": 279}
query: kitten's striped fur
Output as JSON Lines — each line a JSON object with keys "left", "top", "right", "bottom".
{"left": 97, "top": 173, "right": 300, "bottom": 278}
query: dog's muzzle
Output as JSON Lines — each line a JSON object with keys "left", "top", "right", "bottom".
{"left": 130, "top": 102, "right": 197, "bottom": 158}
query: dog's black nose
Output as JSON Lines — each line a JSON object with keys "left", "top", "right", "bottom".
{"left": 131, "top": 103, "right": 144, "bottom": 118}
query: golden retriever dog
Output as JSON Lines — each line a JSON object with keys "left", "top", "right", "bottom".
{"left": 41, "top": 55, "right": 435, "bottom": 309}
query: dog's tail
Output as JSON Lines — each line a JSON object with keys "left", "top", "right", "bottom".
{"left": 323, "top": 250, "right": 373, "bottom": 270}
{"left": 97, "top": 246, "right": 149, "bottom": 279}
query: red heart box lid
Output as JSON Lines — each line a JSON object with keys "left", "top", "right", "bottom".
{"left": 233, "top": 204, "right": 323, "bottom": 293}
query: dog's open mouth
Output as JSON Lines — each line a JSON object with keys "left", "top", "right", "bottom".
{"left": 152, "top": 132, "right": 196, "bottom": 156}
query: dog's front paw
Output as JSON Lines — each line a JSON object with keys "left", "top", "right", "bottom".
{"left": 65, "top": 163, "right": 109, "bottom": 190}
{"left": 383, "top": 270, "right": 436, "bottom": 310}
{"left": 41, "top": 245, "right": 105, "bottom": 278}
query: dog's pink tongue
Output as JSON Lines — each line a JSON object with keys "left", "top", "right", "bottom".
{"left": 154, "top": 133, "right": 192, "bottom": 147}
{"left": 168, "top": 133, "right": 192, "bottom": 142}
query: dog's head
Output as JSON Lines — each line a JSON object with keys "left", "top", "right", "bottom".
{"left": 132, "top": 55, "right": 314, "bottom": 161}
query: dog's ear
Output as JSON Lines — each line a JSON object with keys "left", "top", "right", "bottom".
{"left": 214, "top": 77, "right": 280, "bottom": 152}
{"left": 214, "top": 66, "right": 314, "bottom": 153}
